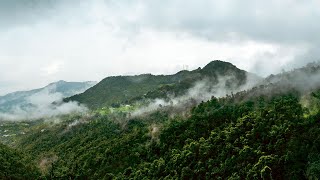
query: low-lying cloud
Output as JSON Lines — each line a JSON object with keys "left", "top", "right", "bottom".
{"left": 132, "top": 62, "right": 320, "bottom": 117}
{"left": 263, "top": 62, "right": 320, "bottom": 93}
{"left": 132, "top": 73, "right": 261, "bottom": 116}
{"left": 0, "top": 86, "right": 88, "bottom": 121}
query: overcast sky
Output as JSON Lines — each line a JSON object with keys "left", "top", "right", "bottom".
{"left": 0, "top": 0, "right": 319, "bottom": 95}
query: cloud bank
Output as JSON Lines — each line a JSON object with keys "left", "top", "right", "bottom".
{"left": 0, "top": 0, "right": 319, "bottom": 95}
{"left": 0, "top": 85, "right": 88, "bottom": 121}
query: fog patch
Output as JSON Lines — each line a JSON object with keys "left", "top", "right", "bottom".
{"left": 0, "top": 87, "right": 87, "bottom": 121}
{"left": 262, "top": 62, "right": 320, "bottom": 93}
{"left": 229, "top": 62, "right": 320, "bottom": 103}
{"left": 150, "top": 124, "right": 161, "bottom": 141}
{"left": 67, "top": 117, "right": 89, "bottom": 129}
{"left": 132, "top": 73, "right": 260, "bottom": 117}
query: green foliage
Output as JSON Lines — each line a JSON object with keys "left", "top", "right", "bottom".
{"left": 120, "top": 94, "right": 313, "bottom": 179}
{"left": 65, "top": 74, "right": 182, "bottom": 109}
{"left": 0, "top": 143, "right": 40, "bottom": 179}
{"left": 3, "top": 61, "right": 320, "bottom": 179}
{"left": 65, "top": 60, "right": 253, "bottom": 109}
{"left": 9, "top": 90, "right": 320, "bottom": 179}
{"left": 16, "top": 113, "right": 157, "bottom": 178}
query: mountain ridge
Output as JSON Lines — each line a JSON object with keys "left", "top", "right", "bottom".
{"left": 65, "top": 60, "right": 262, "bottom": 108}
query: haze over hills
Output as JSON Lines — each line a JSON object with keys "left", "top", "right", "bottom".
{"left": 0, "top": 80, "right": 96, "bottom": 120}
{"left": 65, "top": 60, "right": 262, "bottom": 109}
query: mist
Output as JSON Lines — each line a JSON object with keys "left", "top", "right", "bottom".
{"left": 131, "top": 61, "right": 320, "bottom": 118}
{"left": 132, "top": 72, "right": 261, "bottom": 117}
{"left": 0, "top": 86, "right": 88, "bottom": 121}
{"left": 263, "top": 62, "right": 320, "bottom": 92}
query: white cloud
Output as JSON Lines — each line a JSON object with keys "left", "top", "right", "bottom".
{"left": 0, "top": 85, "right": 88, "bottom": 121}
{"left": 41, "top": 61, "right": 64, "bottom": 75}
{"left": 0, "top": 0, "right": 319, "bottom": 95}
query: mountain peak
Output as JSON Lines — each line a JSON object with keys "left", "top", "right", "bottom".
{"left": 203, "top": 60, "right": 236, "bottom": 70}
{"left": 65, "top": 60, "right": 261, "bottom": 108}
{"left": 201, "top": 60, "right": 242, "bottom": 76}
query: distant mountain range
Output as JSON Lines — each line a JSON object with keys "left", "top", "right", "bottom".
{"left": 0, "top": 80, "right": 96, "bottom": 113}
{"left": 65, "top": 60, "right": 262, "bottom": 109}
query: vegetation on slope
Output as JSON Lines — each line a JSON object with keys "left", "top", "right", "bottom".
{"left": 65, "top": 60, "right": 258, "bottom": 109}
{"left": 2, "top": 61, "right": 320, "bottom": 179}
{"left": 0, "top": 143, "right": 40, "bottom": 179}
{"left": 11, "top": 88, "right": 320, "bottom": 179}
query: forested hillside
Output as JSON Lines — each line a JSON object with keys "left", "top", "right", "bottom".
{"left": 1, "top": 61, "right": 320, "bottom": 179}
{"left": 13, "top": 88, "right": 320, "bottom": 179}
{"left": 0, "top": 143, "right": 40, "bottom": 179}
{"left": 1, "top": 0, "right": 319, "bottom": 179}
{"left": 65, "top": 61, "right": 260, "bottom": 109}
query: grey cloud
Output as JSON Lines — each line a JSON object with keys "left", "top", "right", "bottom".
{"left": 0, "top": 0, "right": 319, "bottom": 94}
{"left": 2, "top": 0, "right": 319, "bottom": 44}
{"left": 107, "top": 0, "right": 319, "bottom": 44}
{"left": 284, "top": 47, "right": 320, "bottom": 70}
{"left": 0, "top": 0, "right": 59, "bottom": 28}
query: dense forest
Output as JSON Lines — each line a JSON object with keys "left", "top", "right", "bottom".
{"left": 1, "top": 61, "right": 320, "bottom": 179}
{"left": 8, "top": 90, "right": 320, "bottom": 179}
{"left": 0, "top": 143, "right": 40, "bottom": 178}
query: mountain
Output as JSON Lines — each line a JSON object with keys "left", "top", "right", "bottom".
{"left": 3, "top": 61, "right": 320, "bottom": 179}
{"left": 11, "top": 61, "right": 320, "bottom": 179}
{"left": 65, "top": 60, "right": 262, "bottom": 109}
{"left": 0, "top": 80, "right": 96, "bottom": 113}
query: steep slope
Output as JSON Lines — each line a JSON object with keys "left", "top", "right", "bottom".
{"left": 65, "top": 60, "right": 262, "bottom": 109}
{"left": 135, "top": 61, "right": 261, "bottom": 101}
{"left": 0, "top": 80, "right": 96, "bottom": 113}
{"left": 65, "top": 74, "right": 182, "bottom": 108}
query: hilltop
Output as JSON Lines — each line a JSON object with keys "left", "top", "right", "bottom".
{"left": 65, "top": 60, "right": 262, "bottom": 109}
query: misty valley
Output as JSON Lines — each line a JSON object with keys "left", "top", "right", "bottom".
{"left": 1, "top": 60, "right": 320, "bottom": 179}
